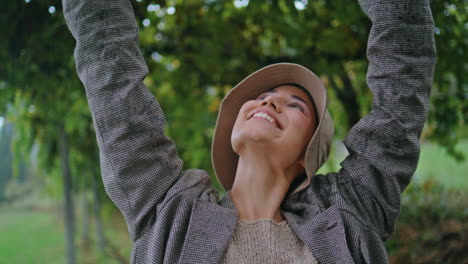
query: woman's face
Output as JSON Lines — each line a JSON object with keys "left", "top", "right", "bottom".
{"left": 231, "top": 85, "right": 317, "bottom": 169}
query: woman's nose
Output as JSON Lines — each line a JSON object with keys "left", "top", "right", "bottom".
{"left": 261, "top": 95, "right": 278, "bottom": 111}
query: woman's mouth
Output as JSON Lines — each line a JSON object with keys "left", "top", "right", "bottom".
{"left": 248, "top": 111, "right": 280, "bottom": 129}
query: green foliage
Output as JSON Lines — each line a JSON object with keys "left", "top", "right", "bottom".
{"left": 427, "top": 0, "right": 467, "bottom": 161}
{"left": 0, "top": 0, "right": 466, "bottom": 195}
{"left": 388, "top": 180, "right": 467, "bottom": 263}
{"left": 134, "top": 0, "right": 466, "bottom": 182}
{"left": 0, "top": 0, "right": 99, "bottom": 196}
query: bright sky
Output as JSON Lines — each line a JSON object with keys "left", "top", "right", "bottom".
{"left": 0, "top": 117, "right": 4, "bottom": 129}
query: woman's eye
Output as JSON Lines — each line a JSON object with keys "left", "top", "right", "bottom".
{"left": 289, "top": 103, "right": 304, "bottom": 112}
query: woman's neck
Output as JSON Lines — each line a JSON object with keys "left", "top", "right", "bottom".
{"left": 229, "top": 148, "right": 296, "bottom": 223}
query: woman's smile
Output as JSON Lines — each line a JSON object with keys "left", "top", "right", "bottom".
{"left": 248, "top": 111, "right": 280, "bottom": 129}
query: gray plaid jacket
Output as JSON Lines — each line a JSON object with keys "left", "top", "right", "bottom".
{"left": 63, "top": 0, "right": 436, "bottom": 263}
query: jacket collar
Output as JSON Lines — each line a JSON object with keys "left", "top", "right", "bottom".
{"left": 178, "top": 191, "right": 354, "bottom": 264}
{"left": 283, "top": 206, "right": 355, "bottom": 264}
{"left": 178, "top": 192, "right": 237, "bottom": 264}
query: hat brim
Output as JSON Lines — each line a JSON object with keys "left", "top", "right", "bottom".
{"left": 211, "top": 63, "right": 329, "bottom": 192}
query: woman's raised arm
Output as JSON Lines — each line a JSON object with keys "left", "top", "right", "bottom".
{"left": 315, "top": 0, "right": 437, "bottom": 243}
{"left": 62, "top": 0, "right": 183, "bottom": 241}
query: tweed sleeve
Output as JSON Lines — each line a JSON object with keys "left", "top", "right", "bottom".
{"left": 325, "top": 0, "right": 436, "bottom": 239}
{"left": 62, "top": 0, "right": 184, "bottom": 240}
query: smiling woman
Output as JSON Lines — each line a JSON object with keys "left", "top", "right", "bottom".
{"left": 229, "top": 84, "right": 321, "bottom": 224}
{"left": 212, "top": 64, "right": 334, "bottom": 200}
{"left": 63, "top": 0, "right": 436, "bottom": 262}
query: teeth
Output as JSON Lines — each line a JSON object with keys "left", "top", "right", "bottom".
{"left": 253, "top": 112, "right": 276, "bottom": 126}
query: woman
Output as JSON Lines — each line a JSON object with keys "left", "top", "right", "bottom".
{"left": 63, "top": 0, "right": 436, "bottom": 263}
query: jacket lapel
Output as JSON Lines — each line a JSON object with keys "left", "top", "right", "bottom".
{"left": 179, "top": 192, "right": 354, "bottom": 264}
{"left": 178, "top": 194, "right": 237, "bottom": 264}
{"left": 284, "top": 205, "right": 355, "bottom": 264}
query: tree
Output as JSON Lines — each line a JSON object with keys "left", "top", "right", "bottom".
{"left": 0, "top": 1, "right": 465, "bottom": 261}
{"left": 0, "top": 1, "right": 96, "bottom": 263}
{"left": 428, "top": 0, "right": 467, "bottom": 160}
{"left": 132, "top": 0, "right": 466, "bottom": 175}
{"left": 0, "top": 121, "right": 13, "bottom": 202}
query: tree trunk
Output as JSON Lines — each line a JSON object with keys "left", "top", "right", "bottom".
{"left": 59, "top": 124, "right": 76, "bottom": 264}
{"left": 338, "top": 66, "right": 361, "bottom": 128}
{"left": 92, "top": 173, "right": 105, "bottom": 253}
{"left": 82, "top": 192, "right": 90, "bottom": 248}
{"left": 327, "top": 68, "right": 361, "bottom": 130}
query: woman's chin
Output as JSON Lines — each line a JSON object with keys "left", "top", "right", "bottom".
{"left": 232, "top": 131, "right": 277, "bottom": 154}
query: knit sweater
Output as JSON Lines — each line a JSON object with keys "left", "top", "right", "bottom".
{"left": 222, "top": 219, "right": 318, "bottom": 264}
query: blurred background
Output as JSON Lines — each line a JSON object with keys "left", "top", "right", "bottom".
{"left": 0, "top": 0, "right": 466, "bottom": 263}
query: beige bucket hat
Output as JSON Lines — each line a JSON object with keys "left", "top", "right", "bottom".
{"left": 211, "top": 63, "right": 334, "bottom": 195}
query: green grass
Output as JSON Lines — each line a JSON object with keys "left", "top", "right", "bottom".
{"left": 0, "top": 205, "right": 132, "bottom": 264}
{"left": 0, "top": 208, "right": 65, "bottom": 264}
{"left": 413, "top": 140, "right": 468, "bottom": 189}
{"left": 319, "top": 140, "right": 468, "bottom": 189}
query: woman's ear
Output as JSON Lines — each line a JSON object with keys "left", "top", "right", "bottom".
{"left": 288, "top": 159, "right": 306, "bottom": 185}
{"left": 299, "top": 158, "right": 306, "bottom": 169}
{"left": 292, "top": 154, "right": 306, "bottom": 181}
